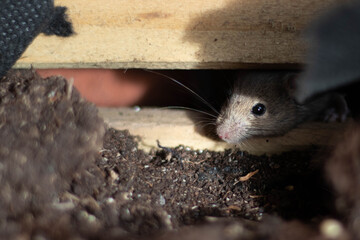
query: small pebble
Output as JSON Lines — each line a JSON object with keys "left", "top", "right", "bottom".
{"left": 133, "top": 106, "right": 141, "bottom": 112}
{"left": 320, "top": 219, "right": 344, "bottom": 239}
{"left": 159, "top": 195, "right": 166, "bottom": 205}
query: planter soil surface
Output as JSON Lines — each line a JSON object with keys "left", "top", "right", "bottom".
{"left": 0, "top": 70, "right": 358, "bottom": 240}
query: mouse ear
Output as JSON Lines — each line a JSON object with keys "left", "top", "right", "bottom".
{"left": 283, "top": 73, "right": 298, "bottom": 98}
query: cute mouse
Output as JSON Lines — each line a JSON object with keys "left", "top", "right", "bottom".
{"left": 216, "top": 71, "right": 348, "bottom": 144}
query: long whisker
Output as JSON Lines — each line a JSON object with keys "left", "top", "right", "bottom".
{"left": 241, "top": 139, "right": 254, "bottom": 150}
{"left": 192, "top": 120, "right": 217, "bottom": 126}
{"left": 191, "top": 117, "right": 217, "bottom": 124}
{"left": 144, "top": 69, "right": 220, "bottom": 115}
{"left": 160, "top": 106, "right": 217, "bottom": 119}
{"left": 188, "top": 114, "right": 216, "bottom": 121}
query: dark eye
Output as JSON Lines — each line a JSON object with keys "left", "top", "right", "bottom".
{"left": 251, "top": 103, "right": 266, "bottom": 116}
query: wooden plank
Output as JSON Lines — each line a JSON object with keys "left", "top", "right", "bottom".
{"left": 14, "top": 0, "right": 342, "bottom": 69}
{"left": 98, "top": 107, "right": 348, "bottom": 155}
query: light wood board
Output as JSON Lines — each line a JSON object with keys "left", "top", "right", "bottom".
{"left": 14, "top": 0, "right": 342, "bottom": 69}
{"left": 98, "top": 107, "right": 348, "bottom": 155}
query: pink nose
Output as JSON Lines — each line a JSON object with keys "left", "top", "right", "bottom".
{"left": 219, "top": 132, "right": 229, "bottom": 140}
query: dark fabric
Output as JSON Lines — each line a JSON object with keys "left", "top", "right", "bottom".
{"left": 42, "top": 6, "right": 73, "bottom": 37}
{"left": 0, "top": 0, "right": 74, "bottom": 78}
{"left": 295, "top": 2, "right": 360, "bottom": 102}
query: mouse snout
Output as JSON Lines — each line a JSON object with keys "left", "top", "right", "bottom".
{"left": 216, "top": 124, "right": 241, "bottom": 143}
{"left": 218, "top": 131, "right": 230, "bottom": 141}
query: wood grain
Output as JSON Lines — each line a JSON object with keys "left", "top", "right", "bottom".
{"left": 14, "top": 0, "right": 342, "bottom": 69}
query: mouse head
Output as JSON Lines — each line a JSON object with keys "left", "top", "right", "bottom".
{"left": 216, "top": 71, "right": 300, "bottom": 143}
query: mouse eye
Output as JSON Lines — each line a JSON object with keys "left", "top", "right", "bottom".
{"left": 251, "top": 103, "right": 266, "bottom": 116}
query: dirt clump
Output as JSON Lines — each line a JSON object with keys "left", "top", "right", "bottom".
{"left": 0, "top": 70, "right": 358, "bottom": 240}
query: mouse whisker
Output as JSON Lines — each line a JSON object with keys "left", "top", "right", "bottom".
{"left": 193, "top": 120, "right": 217, "bottom": 127}
{"left": 248, "top": 127, "right": 276, "bottom": 132}
{"left": 190, "top": 115, "right": 217, "bottom": 122}
{"left": 160, "top": 106, "right": 217, "bottom": 119}
{"left": 192, "top": 118, "right": 217, "bottom": 125}
{"left": 237, "top": 138, "right": 251, "bottom": 149}
{"left": 194, "top": 122, "right": 217, "bottom": 128}
{"left": 144, "top": 69, "right": 220, "bottom": 115}
{"left": 191, "top": 119, "right": 216, "bottom": 129}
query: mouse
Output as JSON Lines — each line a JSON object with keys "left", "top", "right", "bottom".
{"left": 216, "top": 71, "right": 349, "bottom": 144}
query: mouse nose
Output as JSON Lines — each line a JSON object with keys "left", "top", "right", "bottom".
{"left": 217, "top": 125, "right": 230, "bottom": 141}
{"left": 218, "top": 132, "right": 230, "bottom": 140}
{"left": 217, "top": 124, "right": 238, "bottom": 143}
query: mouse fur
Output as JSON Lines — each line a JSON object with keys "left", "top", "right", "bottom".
{"left": 216, "top": 71, "right": 348, "bottom": 144}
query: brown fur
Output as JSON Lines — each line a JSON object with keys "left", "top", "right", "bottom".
{"left": 216, "top": 71, "right": 347, "bottom": 143}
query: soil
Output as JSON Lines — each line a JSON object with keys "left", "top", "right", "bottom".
{"left": 0, "top": 70, "right": 358, "bottom": 240}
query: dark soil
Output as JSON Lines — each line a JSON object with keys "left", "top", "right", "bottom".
{"left": 0, "top": 70, "right": 358, "bottom": 240}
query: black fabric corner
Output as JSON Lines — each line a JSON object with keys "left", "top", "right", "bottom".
{"left": 42, "top": 6, "right": 74, "bottom": 37}
{"left": 0, "top": 0, "right": 74, "bottom": 79}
